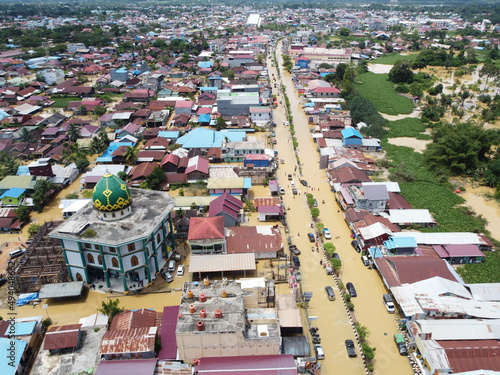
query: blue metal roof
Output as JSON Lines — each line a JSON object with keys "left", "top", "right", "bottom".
{"left": 0, "top": 337, "right": 26, "bottom": 375}
{"left": 200, "top": 87, "right": 218, "bottom": 91}
{"left": 158, "top": 131, "right": 179, "bottom": 139}
{"left": 384, "top": 236, "right": 417, "bottom": 250}
{"left": 4, "top": 321, "right": 36, "bottom": 336}
{"left": 0, "top": 187, "right": 26, "bottom": 199}
{"left": 177, "top": 128, "right": 246, "bottom": 149}
{"left": 244, "top": 177, "right": 252, "bottom": 189}
{"left": 198, "top": 61, "right": 214, "bottom": 68}
{"left": 198, "top": 114, "right": 211, "bottom": 123}
{"left": 16, "top": 166, "right": 29, "bottom": 176}
{"left": 341, "top": 127, "right": 362, "bottom": 139}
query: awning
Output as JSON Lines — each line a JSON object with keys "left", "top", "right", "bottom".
{"left": 189, "top": 253, "right": 256, "bottom": 273}
{"left": 38, "top": 281, "right": 85, "bottom": 299}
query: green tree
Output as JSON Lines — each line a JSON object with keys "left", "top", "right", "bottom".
{"left": 215, "top": 116, "right": 227, "bottom": 131}
{"left": 15, "top": 204, "right": 30, "bottom": 223}
{"left": 98, "top": 299, "right": 124, "bottom": 324}
{"left": 89, "top": 137, "right": 106, "bottom": 154}
{"left": 354, "top": 322, "right": 370, "bottom": 342}
{"left": 67, "top": 123, "right": 81, "bottom": 143}
{"left": 32, "top": 179, "right": 57, "bottom": 212}
{"left": 424, "top": 123, "right": 498, "bottom": 175}
{"left": 123, "top": 146, "right": 138, "bottom": 165}
{"left": 361, "top": 343, "right": 376, "bottom": 361}
{"left": 76, "top": 158, "right": 90, "bottom": 171}
{"left": 94, "top": 105, "right": 106, "bottom": 116}
{"left": 337, "top": 27, "right": 351, "bottom": 37}
{"left": 144, "top": 166, "right": 165, "bottom": 190}
{"left": 18, "top": 127, "right": 35, "bottom": 142}
{"left": 0, "top": 151, "right": 19, "bottom": 178}
{"left": 310, "top": 207, "right": 320, "bottom": 219}
{"left": 28, "top": 223, "right": 42, "bottom": 238}
{"left": 389, "top": 60, "right": 414, "bottom": 84}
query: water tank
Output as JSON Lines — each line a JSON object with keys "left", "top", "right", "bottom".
{"left": 221, "top": 290, "right": 227, "bottom": 298}
{"left": 187, "top": 290, "right": 194, "bottom": 299}
{"left": 196, "top": 321, "right": 205, "bottom": 331}
{"left": 189, "top": 304, "right": 196, "bottom": 313}
{"left": 200, "top": 309, "right": 207, "bottom": 318}
{"left": 222, "top": 277, "right": 228, "bottom": 285}
{"left": 214, "top": 309, "right": 222, "bottom": 319}
{"left": 203, "top": 278, "right": 210, "bottom": 286}
{"left": 199, "top": 293, "right": 206, "bottom": 302}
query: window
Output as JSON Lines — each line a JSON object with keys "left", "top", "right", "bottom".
{"left": 128, "top": 243, "right": 136, "bottom": 252}
{"left": 75, "top": 273, "right": 83, "bottom": 281}
{"left": 84, "top": 243, "right": 92, "bottom": 249}
{"left": 156, "top": 233, "right": 161, "bottom": 244}
{"left": 109, "top": 247, "right": 116, "bottom": 253}
{"left": 131, "top": 256, "right": 139, "bottom": 267}
{"left": 112, "top": 257, "right": 119, "bottom": 268}
{"left": 98, "top": 255, "right": 103, "bottom": 265}
{"left": 87, "top": 253, "right": 95, "bottom": 263}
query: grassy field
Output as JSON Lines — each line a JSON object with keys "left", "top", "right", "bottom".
{"left": 371, "top": 52, "right": 418, "bottom": 65}
{"left": 385, "top": 118, "right": 432, "bottom": 139}
{"left": 355, "top": 72, "right": 414, "bottom": 115}
{"left": 51, "top": 97, "right": 80, "bottom": 108}
{"left": 383, "top": 142, "right": 489, "bottom": 234}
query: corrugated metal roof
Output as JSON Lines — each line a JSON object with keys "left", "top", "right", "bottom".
{"left": 44, "top": 324, "right": 81, "bottom": 350}
{"left": 100, "top": 327, "right": 157, "bottom": 355}
{"left": 157, "top": 306, "right": 179, "bottom": 360}
{"left": 0, "top": 337, "right": 26, "bottom": 375}
{"left": 438, "top": 340, "right": 500, "bottom": 373}
{"left": 38, "top": 281, "right": 84, "bottom": 299}
{"left": 197, "top": 354, "right": 298, "bottom": 374}
{"left": 416, "top": 319, "right": 500, "bottom": 341}
{"left": 189, "top": 253, "right": 256, "bottom": 273}
{"left": 94, "top": 358, "right": 157, "bottom": 375}
{"left": 467, "top": 283, "right": 500, "bottom": 302}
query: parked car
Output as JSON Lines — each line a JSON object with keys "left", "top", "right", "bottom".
{"left": 290, "top": 180, "right": 295, "bottom": 187}
{"left": 308, "top": 233, "right": 315, "bottom": 242}
{"left": 9, "top": 248, "right": 26, "bottom": 259}
{"left": 168, "top": 260, "right": 176, "bottom": 272}
{"left": 346, "top": 282, "right": 357, "bottom": 297}
{"left": 333, "top": 253, "right": 341, "bottom": 260}
{"left": 288, "top": 174, "right": 293, "bottom": 180}
{"left": 351, "top": 240, "right": 360, "bottom": 253}
{"left": 323, "top": 228, "right": 331, "bottom": 239}
{"left": 314, "top": 344, "right": 325, "bottom": 360}
{"left": 325, "top": 286, "right": 336, "bottom": 301}
{"left": 161, "top": 270, "right": 174, "bottom": 283}
{"left": 292, "top": 256, "right": 301, "bottom": 268}
{"left": 312, "top": 199, "right": 318, "bottom": 207}
{"left": 300, "top": 179, "right": 308, "bottom": 187}
{"left": 383, "top": 293, "right": 396, "bottom": 313}
{"left": 289, "top": 245, "right": 301, "bottom": 255}
{"left": 345, "top": 339, "right": 357, "bottom": 357}
{"left": 394, "top": 334, "right": 408, "bottom": 356}
{"left": 176, "top": 265, "right": 185, "bottom": 276}
{"left": 292, "top": 188, "right": 298, "bottom": 195}
{"left": 279, "top": 186, "right": 285, "bottom": 195}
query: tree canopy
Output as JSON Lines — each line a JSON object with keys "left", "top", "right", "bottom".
{"left": 424, "top": 123, "right": 499, "bottom": 176}
{"left": 388, "top": 60, "right": 414, "bottom": 84}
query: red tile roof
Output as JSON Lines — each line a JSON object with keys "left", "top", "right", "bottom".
{"left": 188, "top": 216, "right": 225, "bottom": 240}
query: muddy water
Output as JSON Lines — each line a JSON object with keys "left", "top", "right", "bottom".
{"left": 387, "top": 137, "right": 431, "bottom": 154}
{"left": 459, "top": 182, "right": 500, "bottom": 242}
{"left": 273, "top": 43, "right": 413, "bottom": 375}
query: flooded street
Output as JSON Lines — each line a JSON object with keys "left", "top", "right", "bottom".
{"left": 459, "top": 182, "right": 500, "bottom": 242}
{"left": 271, "top": 43, "right": 413, "bottom": 375}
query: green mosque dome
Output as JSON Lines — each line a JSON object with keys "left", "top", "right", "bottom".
{"left": 92, "top": 173, "right": 132, "bottom": 212}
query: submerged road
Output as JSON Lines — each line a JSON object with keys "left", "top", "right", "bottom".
{"left": 269, "top": 40, "right": 413, "bottom": 375}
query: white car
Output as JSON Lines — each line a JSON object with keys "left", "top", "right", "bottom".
{"left": 290, "top": 181, "right": 295, "bottom": 187}
{"left": 176, "top": 265, "right": 185, "bottom": 276}
{"left": 323, "top": 228, "right": 332, "bottom": 239}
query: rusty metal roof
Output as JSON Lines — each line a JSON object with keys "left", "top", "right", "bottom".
{"left": 110, "top": 309, "right": 157, "bottom": 331}
{"left": 100, "top": 327, "right": 157, "bottom": 355}
{"left": 43, "top": 324, "right": 82, "bottom": 351}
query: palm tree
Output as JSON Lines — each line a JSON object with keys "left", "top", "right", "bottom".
{"left": 67, "top": 123, "right": 81, "bottom": 143}
{"left": 123, "top": 146, "right": 138, "bottom": 165}
{"left": 89, "top": 137, "right": 106, "bottom": 154}
{"left": 18, "top": 127, "right": 35, "bottom": 143}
